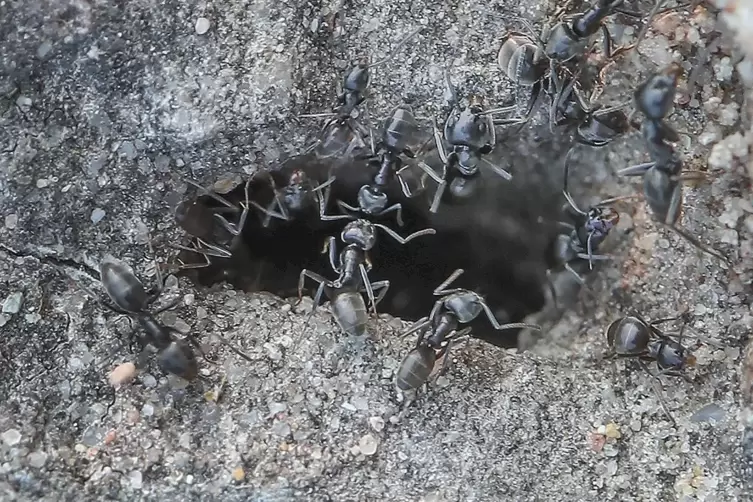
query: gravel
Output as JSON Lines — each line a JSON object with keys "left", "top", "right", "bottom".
{"left": 1, "top": 0, "right": 752, "bottom": 500}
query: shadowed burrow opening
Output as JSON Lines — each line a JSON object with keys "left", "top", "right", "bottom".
{"left": 175, "top": 132, "right": 578, "bottom": 347}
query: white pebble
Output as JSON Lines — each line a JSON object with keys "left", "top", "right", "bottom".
{"left": 27, "top": 451, "right": 47, "bottom": 468}
{"left": 4, "top": 214, "right": 18, "bottom": 230}
{"left": 358, "top": 434, "right": 378, "bottom": 455}
{"left": 129, "top": 470, "right": 143, "bottom": 489}
{"left": 368, "top": 416, "right": 385, "bottom": 432}
{"left": 2, "top": 429, "right": 21, "bottom": 446}
{"left": 195, "top": 17, "right": 211, "bottom": 35}
{"left": 2, "top": 292, "right": 23, "bottom": 314}
{"left": 141, "top": 403, "right": 154, "bottom": 417}
{"left": 141, "top": 374, "right": 157, "bottom": 388}
{"left": 90, "top": 208, "right": 106, "bottom": 224}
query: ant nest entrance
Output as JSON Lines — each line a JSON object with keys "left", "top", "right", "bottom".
{"left": 171, "top": 147, "right": 601, "bottom": 349}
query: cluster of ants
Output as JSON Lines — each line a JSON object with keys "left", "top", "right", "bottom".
{"left": 78, "top": 0, "right": 731, "bottom": 421}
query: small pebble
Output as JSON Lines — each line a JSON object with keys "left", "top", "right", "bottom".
{"left": 129, "top": 470, "right": 143, "bottom": 489}
{"left": 141, "top": 374, "right": 157, "bottom": 388}
{"left": 231, "top": 467, "right": 245, "bottom": 482}
{"left": 141, "top": 403, "right": 154, "bottom": 417}
{"left": 36, "top": 40, "right": 53, "bottom": 59}
{"left": 690, "top": 403, "right": 726, "bottom": 423}
{"left": 2, "top": 292, "right": 23, "bottom": 314}
{"left": 4, "top": 214, "right": 18, "bottom": 229}
{"left": 2, "top": 429, "right": 21, "bottom": 446}
{"left": 183, "top": 294, "right": 195, "bottom": 306}
{"left": 368, "top": 416, "right": 385, "bottom": 432}
{"left": 90, "top": 208, "right": 106, "bottom": 224}
{"left": 629, "top": 419, "right": 642, "bottom": 432}
{"left": 27, "top": 451, "right": 47, "bottom": 468}
{"left": 605, "top": 422, "right": 621, "bottom": 439}
{"left": 109, "top": 363, "right": 137, "bottom": 386}
{"left": 358, "top": 434, "right": 378, "bottom": 456}
{"left": 195, "top": 17, "right": 211, "bottom": 35}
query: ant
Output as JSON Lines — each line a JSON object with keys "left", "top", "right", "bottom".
{"left": 247, "top": 167, "right": 336, "bottom": 228}
{"left": 76, "top": 248, "right": 252, "bottom": 381}
{"left": 605, "top": 310, "right": 696, "bottom": 424}
{"left": 395, "top": 269, "right": 541, "bottom": 391}
{"left": 616, "top": 63, "right": 730, "bottom": 266}
{"left": 302, "top": 27, "right": 423, "bottom": 158}
{"left": 172, "top": 178, "right": 252, "bottom": 271}
{"left": 358, "top": 103, "right": 426, "bottom": 199}
{"left": 498, "top": 0, "right": 645, "bottom": 126}
{"left": 419, "top": 69, "right": 517, "bottom": 213}
{"left": 297, "top": 186, "right": 435, "bottom": 336}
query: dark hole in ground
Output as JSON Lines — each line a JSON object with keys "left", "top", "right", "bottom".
{"left": 175, "top": 134, "right": 572, "bottom": 347}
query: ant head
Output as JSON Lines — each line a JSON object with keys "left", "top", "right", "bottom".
{"left": 467, "top": 94, "right": 486, "bottom": 114}
{"left": 648, "top": 338, "right": 686, "bottom": 371}
{"left": 586, "top": 207, "right": 619, "bottom": 237}
{"left": 158, "top": 341, "right": 199, "bottom": 381}
{"left": 288, "top": 169, "right": 307, "bottom": 187}
{"left": 341, "top": 219, "right": 377, "bottom": 250}
{"left": 357, "top": 185, "right": 388, "bottom": 214}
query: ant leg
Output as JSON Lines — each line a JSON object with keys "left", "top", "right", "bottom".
{"left": 564, "top": 262, "right": 586, "bottom": 284}
{"left": 428, "top": 179, "right": 447, "bottom": 214}
{"left": 480, "top": 157, "right": 513, "bottom": 181}
{"left": 434, "top": 327, "right": 473, "bottom": 376}
{"left": 169, "top": 240, "right": 232, "bottom": 259}
{"left": 316, "top": 184, "right": 351, "bottom": 222}
{"left": 182, "top": 178, "right": 238, "bottom": 210}
{"left": 248, "top": 198, "right": 287, "bottom": 227}
{"left": 632, "top": 0, "right": 667, "bottom": 55}
{"left": 145, "top": 237, "right": 165, "bottom": 301}
{"left": 297, "top": 269, "right": 332, "bottom": 307}
{"left": 618, "top": 162, "right": 655, "bottom": 177}
{"left": 152, "top": 296, "right": 182, "bottom": 315}
{"left": 477, "top": 298, "right": 542, "bottom": 332}
{"left": 545, "top": 269, "right": 561, "bottom": 310}
{"left": 374, "top": 223, "right": 436, "bottom": 245}
{"left": 336, "top": 199, "right": 361, "bottom": 216}
{"left": 396, "top": 168, "right": 419, "bottom": 198}
{"left": 432, "top": 124, "right": 450, "bottom": 166}
{"left": 321, "top": 236, "right": 341, "bottom": 273}
{"left": 664, "top": 224, "right": 730, "bottom": 266}
{"left": 433, "top": 268, "right": 465, "bottom": 296}
{"left": 400, "top": 316, "right": 431, "bottom": 339}
{"left": 594, "top": 194, "right": 641, "bottom": 206}
{"left": 599, "top": 24, "right": 635, "bottom": 61}
{"left": 637, "top": 359, "right": 676, "bottom": 425}
{"left": 377, "top": 203, "right": 405, "bottom": 227}
{"left": 165, "top": 327, "right": 218, "bottom": 365}
{"left": 367, "top": 280, "right": 391, "bottom": 306}
{"left": 358, "top": 264, "right": 379, "bottom": 315}
{"left": 563, "top": 148, "right": 587, "bottom": 215}
{"left": 369, "top": 27, "right": 424, "bottom": 68}
{"left": 442, "top": 67, "right": 459, "bottom": 111}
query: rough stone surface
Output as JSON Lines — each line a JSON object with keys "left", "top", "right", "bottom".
{"left": 1, "top": 0, "right": 751, "bottom": 501}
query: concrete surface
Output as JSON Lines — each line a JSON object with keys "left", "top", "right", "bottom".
{"left": 1, "top": 0, "right": 752, "bottom": 501}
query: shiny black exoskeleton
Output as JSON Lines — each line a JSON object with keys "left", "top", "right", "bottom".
{"left": 395, "top": 269, "right": 541, "bottom": 391}
{"left": 420, "top": 70, "right": 514, "bottom": 213}
{"left": 498, "top": 0, "right": 642, "bottom": 125}
{"left": 547, "top": 150, "right": 621, "bottom": 305}
{"left": 606, "top": 311, "right": 694, "bottom": 423}
{"left": 93, "top": 256, "right": 200, "bottom": 380}
{"left": 298, "top": 190, "right": 436, "bottom": 336}
{"left": 303, "top": 28, "right": 423, "bottom": 159}
{"left": 173, "top": 178, "right": 252, "bottom": 271}
{"left": 361, "top": 104, "right": 424, "bottom": 198}
{"left": 551, "top": 68, "right": 630, "bottom": 147}
{"left": 248, "top": 168, "right": 336, "bottom": 228}
{"left": 617, "top": 63, "right": 729, "bottom": 265}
